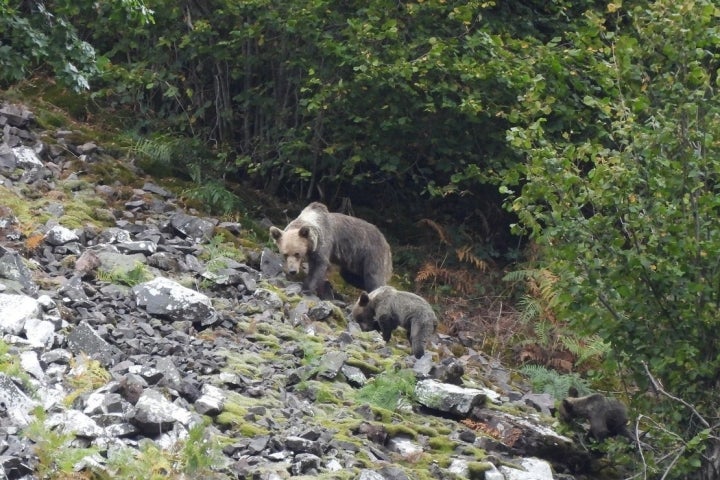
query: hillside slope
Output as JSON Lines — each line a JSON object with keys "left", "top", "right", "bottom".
{"left": 0, "top": 100, "right": 622, "bottom": 479}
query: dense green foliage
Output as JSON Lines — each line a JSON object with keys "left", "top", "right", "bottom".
{"left": 5, "top": 0, "right": 720, "bottom": 476}
{"left": 505, "top": 0, "right": 720, "bottom": 476}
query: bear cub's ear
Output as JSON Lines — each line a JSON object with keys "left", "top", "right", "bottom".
{"left": 299, "top": 226, "right": 311, "bottom": 238}
{"left": 269, "top": 226, "right": 283, "bottom": 241}
{"left": 358, "top": 291, "right": 371, "bottom": 306}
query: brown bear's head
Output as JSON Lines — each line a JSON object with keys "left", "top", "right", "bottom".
{"left": 351, "top": 291, "right": 379, "bottom": 332}
{"left": 269, "top": 225, "right": 316, "bottom": 276}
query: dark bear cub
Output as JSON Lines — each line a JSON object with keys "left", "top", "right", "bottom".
{"left": 352, "top": 286, "right": 437, "bottom": 359}
{"left": 269, "top": 202, "right": 392, "bottom": 298}
{"left": 558, "top": 387, "right": 632, "bottom": 442}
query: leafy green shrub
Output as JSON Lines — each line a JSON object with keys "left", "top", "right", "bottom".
{"left": 355, "top": 369, "right": 417, "bottom": 412}
{"left": 96, "top": 262, "right": 153, "bottom": 287}
{"left": 0, "top": 339, "right": 32, "bottom": 389}
{"left": 23, "top": 407, "right": 102, "bottom": 478}
{"left": 64, "top": 354, "right": 111, "bottom": 407}
{"left": 503, "top": 0, "right": 720, "bottom": 475}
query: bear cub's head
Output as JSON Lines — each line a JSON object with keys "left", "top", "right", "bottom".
{"left": 269, "top": 225, "right": 315, "bottom": 277}
{"left": 351, "top": 291, "right": 379, "bottom": 332}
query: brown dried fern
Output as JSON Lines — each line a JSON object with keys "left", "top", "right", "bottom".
{"left": 456, "top": 245, "right": 488, "bottom": 271}
{"left": 417, "top": 218, "right": 451, "bottom": 245}
{"left": 416, "top": 262, "right": 476, "bottom": 295}
{"left": 24, "top": 233, "right": 45, "bottom": 253}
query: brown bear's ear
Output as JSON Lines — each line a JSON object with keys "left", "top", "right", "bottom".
{"left": 358, "top": 291, "right": 370, "bottom": 306}
{"left": 562, "top": 399, "right": 574, "bottom": 413}
{"left": 269, "top": 226, "right": 283, "bottom": 241}
{"left": 568, "top": 387, "right": 579, "bottom": 398}
{"left": 299, "top": 226, "right": 311, "bottom": 238}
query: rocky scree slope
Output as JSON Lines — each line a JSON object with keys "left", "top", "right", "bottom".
{"left": 0, "top": 102, "right": 598, "bottom": 479}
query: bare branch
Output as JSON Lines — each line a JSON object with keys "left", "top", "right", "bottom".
{"left": 642, "top": 361, "right": 710, "bottom": 428}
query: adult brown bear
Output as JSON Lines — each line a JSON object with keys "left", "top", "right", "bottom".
{"left": 269, "top": 202, "right": 392, "bottom": 298}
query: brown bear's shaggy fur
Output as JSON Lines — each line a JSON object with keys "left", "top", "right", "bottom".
{"left": 352, "top": 286, "right": 437, "bottom": 359}
{"left": 269, "top": 202, "right": 392, "bottom": 298}
{"left": 558, "top": 387, "right": 632, "bottom": 442}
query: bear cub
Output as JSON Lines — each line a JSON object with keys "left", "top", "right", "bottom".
{"left": 352, "top": 286, "right": 437, "bottom": 359}
{"left": 270, "top": 202, "right": 392, "bottom": 299}
{"left": 558, "top": 387, "right": 632, "bottom": 442}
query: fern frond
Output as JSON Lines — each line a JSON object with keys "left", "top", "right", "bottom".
{"left": 415, "top": 262, "right": 442, "bottom": 283}
{"left": 561, "top": 335, "right": 610, "bottom": 365}
{"left": 417, "top": 218, "right": 451, "bottom": 245}
{"left": 533, "top": 320, "right": 553, "bottom": 348}
{"left": 416, "top": 263, "right": 476, "bottom": 295}
{"left": 519, "top": 365, "right": 590, "bottom": 399}
{"left": 517, "top": 295, "right": 541, "bottom": 324}
{"left": 535, "top": 268, "right": 559, "bottom": 306}
{"left": 130, "top": 136, "right": 177, "bottom": 165}
{"left": 502, "top": 269, "right": 537, "bottom": 283}
{"left": 455, "top": 245, "right": 487, "bottom": 271}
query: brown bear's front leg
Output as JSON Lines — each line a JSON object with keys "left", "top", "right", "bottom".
{"left": 304, "top": 254, "right": 330, "bottom": 295}
{"left": 378, "top": 314, "right": 399, "bottom": 343}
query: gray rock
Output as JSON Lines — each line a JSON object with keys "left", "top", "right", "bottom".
{"left": 260, "top": 248, "right": 284, "bottom": 278}
{"left": 252, "top": 288, "right": 284, "bottom": 310}
{"left": 46, "top": 410, "right": 105, "bottom": 438}
{"left": 521, "top": 392, "right": 555, "bottom": 416}
{"left": 66, "top": 321, "right": 122, "bottom": 366}
{"left": 0, "top": 104, "right": 34, "bottom": 127}
{"left": 116, "top": 240, "right": 157, "bottom": 255}
{"left": 194, "top": 384, "right": 225, "bottom": 416}
{"left": 170, "top": 212, "right": 217, "bottom": 242}
{"left": 128, "top": 364, "right": 164, "bottom": 384}
{"left": 133, "top": 277, "right": 218, "bottom": 325}
{"left": 358, "top": 470, "right": 387, "bottom": 480}
{"left": 44, "top": 225, "right": 80, "bottom": 246}
{"left": 132, "top": 389, "right": 195, "bottom": 434}
{"left": 388, "top": 436, "right": 422, "bottom": 456}
{"left": 23, "top": 317, "right": 56, "bottom": 348}
{"left": 12, "top": 146, "right": 43, "bottom": 170}
{"left": 0, "top": 249, "right": 38, "bottom": 296}
{"left": 76, "top": 142, "right": 98, "bottom": 155}
{"left": 84, "top": 392, "right": 126, "bottom": 416}
{"left": 154, "top": 357, "right": 183, "bottom": 392}
{"left": 415, "top": 379, "right": 494, "bottom": 417}
{"left": 0, "top": 143, "right": 17, "bottom": 171}
{"left": 95, "top": 248, "right": 147, "bottom": 275}
{"left": 58, "top": 275, "right": 93, "bottom": 307}
{"left": 41, "top": 349, "right": 73, "bottom": 365}
{"left": 142, "top": 182, "right": 172, "bottom": 198}
{"left": 0, "top": 373, "right": 38, "bottom": 427}
{"left": 308, "top": 302, "right": 333, "bottom": 321}
{"left": 340, "top": 364, "right": 367, "bottom": 387}
{"left": 378, "top": 465, "right": 412, "bottom": 480}
{"left": 290, "top": 452, "right": 321, "bottom": 475}
{"left": 284, "top": 435, "right": 322, "bottom": 456}
{"left": 96, "top": 227, "right": 132, "bottom": 244}
{"left": 0, "top": 293, "right": 41, "bottom": 335}
{"left": 500, "top": 457, "right": 555, "bottom": 480}
{"left": 201, "top": 268, "right": 245, "bottom": 286}
{"left": 317, "top": 351, "right": 347, "bottom": 380}
{"left": 19, "top": 351, "right": 44, "bottom": 381}
{"left": 484, "top": 463, "right": 505, "bottom": 480}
